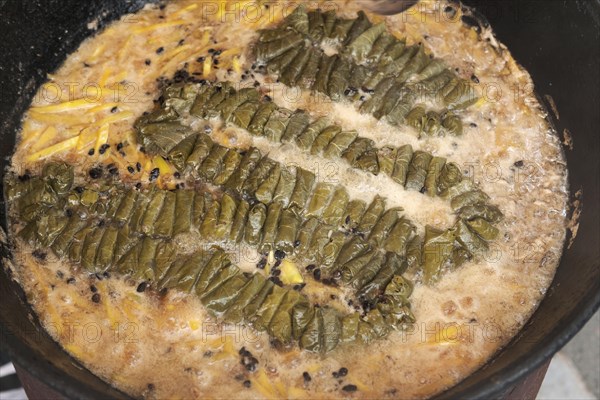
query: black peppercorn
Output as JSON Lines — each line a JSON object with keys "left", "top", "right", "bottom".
{"left": 313, "top": 268, "right": 321, "bottom": 281}
{"left": 149, "top": 168, "right": 160, "bottom": 181}
{"left": 99, "top": 144, "right": 110, "bottom": 155}
{"left": 137, "top": 282, "right": 148, "bottom": 293}
{"left": 342, "top": 384, "right": 357, "bottom": 392}
{"left": 89, "top": 167, "right": 103, "bottom": 179}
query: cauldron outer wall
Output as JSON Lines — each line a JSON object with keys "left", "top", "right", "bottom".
{"left": 0, "top": 1, "right": 598, "bottom": 399}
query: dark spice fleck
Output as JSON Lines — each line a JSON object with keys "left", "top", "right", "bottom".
{"left": 149, "top": 168, "right": 160, "bottom": 181}
{"left": 342, "top": 384, "right": 357, "bottom": 392}
{"left": 444, "top": 5, "right": 457, "bottom": 17}
{"left": 91, "top": 293, "right": 101, "bottom": 303}
{"left": 306, "top": 264, "right": 316, "bottom": 272}
{"left": 271, "top": 269, "right": 281, "bottom": 277}
{"left": 103, "top": 271, "right": 111, "bottom": 279}
{"left": 203, "top": 350, "right": 213, "bottom": 358}
{"left": 514, "top": 160, "right": 524, "bottom": 168}
{"left": 239, "top": 347, "right": 251, "bottom": 356}
{"left": 111, "top": 106, "right": 118, "bottom": 113}
{"left": 32, "top": 249, "right": 47, "bottom": 261}
{"left": 136, "top": 183, "right": 142, "bottom": 190}
{"left": 257, "top": 258, "right": 267, "bottom": 269}
{"left": 99, "top": 144, "right": 110, "bottom": 155}
{"left": 322, "top": 278, "right": 337, "bottom": 286}
{"left": 208, "top": 48, "right": 215, "bottom": 53}
{"left": 313, "top": 268, "right": 321, "bottom": 281}
{"left": 274, "top": 249, "right": 285, "bottom": 260}
{"left": 243, "top": 380, "right": 251, "bottom": 388}
{"left": 116, "top": 142, "right": 124, "bottom": 151}
{"left": 89, "top": 167, "right": 103, "bottom": 179}
{"left": 213, "top": 59, "right": 220, "bottom": 65}
{"left": 174, "top": 172, "right": 181, "bottom": 179}
{"left": 253, "top": 81, "right": 260, "bottom": 88}
{"left": 127, "top": 166, "right": 135, "bottom": 174}
{"left": 137, "top": 282, "right": 148, "bottom": 293}
{"left": 344, "top": 87, "right": 358, "bottom": 96}
{"left": 108, "top": 166, "right": 119, "bottom": 176}
{"left": 471, "top": 74, "right": 480, "bottom": 84}
{"left": 361, "top": 87, "right": 375, "bottom": 94}
{"left": 263, "top": 95, "right": 272, "bottom": 102}
{"left": 293, "top": 283, "right": 306, "bottom": 291}
{"left": 303, "top": 371, "right": 312, "bottom": 382}
{"left": 147, "top": 383, "right": 155, "bottom": 391}
{"left": 461, "top": 15, "right": 481, "bottom": 33}
{"left": 136, "top": 162, "right": 142, "bottom": 172}
{"left": 145, "top": 59, "right": 152, "bottom": 66}
{"left": 18, "top": 173, "right": 31, "bottom": 182}
{"left": 56, "top": 271, "right": 64, "bottom": 279}
{"left": 234, "top": 374, "right": 245, "bottom": 381}
{"left": 156, "top": 47, "right": 164, "bottom": 54}
{"left": 88, "top": 148, "right": 95, "bottom": 156}
{"left": 269, "top": 276, "right": 283, "bottom": 286}
{"left": 197, "top": 56, "right": 205, "bottom": 63}
{"left": 90, "top": 285, "right": 97, "bottom": 293}
{"left": 240, "top": 347, "right": 259, "bottom": 372}
{"left": 66, "top": 277, "right": 76, "bottom": 284}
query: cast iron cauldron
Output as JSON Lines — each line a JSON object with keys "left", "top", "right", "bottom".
{"left": 0, "top": 1, "right": 598, "bottom": 399}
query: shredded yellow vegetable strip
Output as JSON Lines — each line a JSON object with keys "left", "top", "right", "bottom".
{"left": 170, "top": 3, "right": 199, "bottom": 18}
{"left": 26, "top": 136, "right": 79, "bottom": 162}
{"left": 98, "top": 111, "right": 134, "bottom": 126}
{"left": 31, "top": 98, "right": 98, "bottom": 113}
{"left": 30, "top": 126, "right": 59, "bottom": 152}
{"left": 133, "top": 20, "right": 188, "bottom": 34}
{"left": 95, "top": 124, "right": 110, "bottom": 153}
